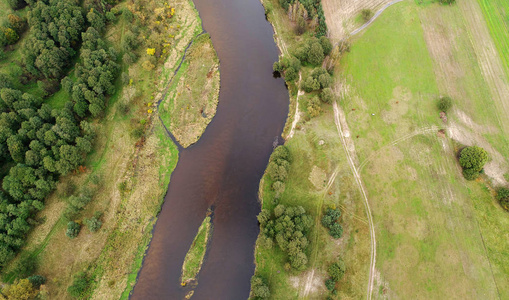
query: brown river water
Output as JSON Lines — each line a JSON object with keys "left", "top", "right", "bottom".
{"left": 130, "top": 0, "right": 289, "bottom": 298}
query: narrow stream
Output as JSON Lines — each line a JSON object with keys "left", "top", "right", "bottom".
{"left": 130, "top": 0, "right": 289, "bottom": 298}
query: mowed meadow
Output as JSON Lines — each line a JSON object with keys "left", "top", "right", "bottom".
{"left": 338, "top": 1, "right": 509, "bottom": 299}
{"left": 477, "top": 0, "right": 509, "bottom": 75}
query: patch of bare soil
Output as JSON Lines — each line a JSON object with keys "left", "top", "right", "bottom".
{"left": 309, "top": 165, "right": 327, "bottom": 189}
{"left": 288, "top": 268, "right": 326, "bottom": 298}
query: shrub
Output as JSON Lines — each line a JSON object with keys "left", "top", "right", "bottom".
{"left": 85, "top": 216, "right": 102, "bottom": 232}
{"left": 329, "top": 223, "right": 343, "bottom": 238}
{"left": 66, "top": 221, "right": 81, "bottom": 239}
{"left": 328, "top": 259, "right": 346, "bottom": 281}
{"left": 250, "top": 275, "right": 270, "bottom": 299}
{"left": 438, "top": 0, "right": 455, "bottom": 4}
{"left": 307, "top": 96, "right": 321, "bottom": 117}
{"left": 67, "top": 272, "right": 90, "bottom": 298}
{"left": 320, "top": 36, "right": 332, "bottom": 56}
{"left": 437, "top": 96, "right": 452, "bottom": 112}
{"left": 318, "top": 73, "right": 332, "bottom": 89}
{"left": 272, "top": 181, "right": 286, "bottom": 199}
{"left": 296, "top": 16, "right": 306, "bottom": 35}
{"left": 301, "top": 76, "right": 319, "bottom": 93}
{"left": 459, "top": 146, "right": 488, "bottom": 180}
{"left": 10, "top": 254, "right": 37, "bottom": 279}
{"left": 361, "top": 9, "right": 373, "bottom": 22}
{"left": 308, "top": 42, "right": 325, "bottom": 65}
{"left": 321, "top": 208, "right": 343, "bottom": 238}
{"left": 321, "top": 88, "right": 334, "bottom": 104}
{"left": 325, "top": 278, "right": 336, "bottom": 291}
{"left": 28, "top": 275, "right": 46, "bottom": 288}
{"left": 1, "top": 279, "right": 38, "bottom": 299}
{"left": 497, "top": 187, "right": 509, "bottom": 211}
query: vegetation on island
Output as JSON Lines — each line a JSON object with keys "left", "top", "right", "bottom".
{"left": 181, "top": 215, "right": 212, "bottom": 285}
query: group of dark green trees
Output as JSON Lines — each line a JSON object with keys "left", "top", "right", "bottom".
{"left": 321, "top": 208, "right": 343, "bottom": 238}
{"left": 0, "top": 0, "right": 121, "bottom": 270}
{"left": 266, "top": 145, "right": 292, "bottom": 200}
{"left": 273, "top": 36, "right": 334, "bottom": 114}
{"left": 279, "top": 0, "right": 327, "bottom": 37}
{"left": 258, "top": 204, "right": 313, "bottom": 270}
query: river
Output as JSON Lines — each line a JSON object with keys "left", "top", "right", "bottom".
{"left": 130, "top": 0, "right": 289, "bottom": 298}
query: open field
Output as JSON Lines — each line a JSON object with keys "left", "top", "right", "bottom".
{"left": 160, "top": 33, "right": 220, "bottom": 148}
{"left": 476, "top": 0, "right": 509, "bottom": 75}
{"left": 181, "top": 215, "right": 212, "bottom": 285}
{"left": 336, "top": 1, "right": 509, "bottom": 298}
{"left": 254, "top": 109, "right": 371, "bottom": 299}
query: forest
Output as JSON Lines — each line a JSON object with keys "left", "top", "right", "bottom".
{"left": 0, "top": 0, "right": 119, "bottom": 272}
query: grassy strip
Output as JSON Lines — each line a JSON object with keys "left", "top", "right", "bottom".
{"left": 476, "top": 0, "right": 509, "bottom": 76}
{"left": 181, "top": 215, "right": 212, "bottom": 285}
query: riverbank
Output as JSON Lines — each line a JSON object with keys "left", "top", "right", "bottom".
{"left": 252, "top": 0, "right": 372, "bottom": 299}
{"left": 0, "top": 0, "right": 220, "bottom": 298}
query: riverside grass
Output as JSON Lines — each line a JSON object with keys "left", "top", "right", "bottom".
{"left": 181, "top": 216, "right": 212, "bottom": 285}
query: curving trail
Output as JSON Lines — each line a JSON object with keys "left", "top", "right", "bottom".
{"left": 350, "top": 0, "right": 405, "bottom": 36}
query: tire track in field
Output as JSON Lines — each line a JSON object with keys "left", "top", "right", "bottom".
{"left": 358, "top": 125, "right": 439, "bottom": 171}
{"left": 333, "top": 102, "right": 377, "bottom": 300}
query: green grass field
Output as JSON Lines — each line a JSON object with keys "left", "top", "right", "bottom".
{"left": 477, "top": 0, "right": 509, "bottom": 75}
{"left": 339, "top": 2, "right": 509, "bottom": 298}
{"left": 254, "top": 110, "right": 371, "bottom": 299}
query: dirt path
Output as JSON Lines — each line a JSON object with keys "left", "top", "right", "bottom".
{"left": 333, "top": 102, "right": 377, "bottom": 300}
{"left": 350, "top": 0, "right": 404, "bottom": 36}
{"left": 287, "top": 90, "right": 304, "bottom": 139}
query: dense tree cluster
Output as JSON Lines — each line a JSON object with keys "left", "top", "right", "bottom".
{"left": 293, "top": 36, "right": 331, "bottom": 66}
{"left": 273, "top": 55, "right": 301, "bottom": 82}
{"left": 63, "top": 27, "right": 119, "bottom": 117}
{"left": 258, "top": 205, "right": 313, "bottom": 270}
{"left": 0, "top": 86, "right": 95, "bottom": 267}
{"left": 0, "top": 0, "right": 121, "bottom": 270}
{"left": 7, "top": 0, "right": 28, "bottom": 10}
{"left": 23, "top": 0, "right": 85, "bottom": 79}
{"left": 321, "top": 208, "right": 343, "bottom": 238}
{"left": 266, "top": 146, "right": 292, "bottom": 199}
{"left": 279, "top": 0, "right": 327, "bottom": 37}
{"left": 301, "top": 67, "right": 332, "bottom": 92}
{"left": 459, "top": 146, "right": 488, "bottom": 180}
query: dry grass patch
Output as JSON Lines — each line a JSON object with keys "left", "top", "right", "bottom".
{"left": 160, "top": 33, "right": 220, "bottom": 147}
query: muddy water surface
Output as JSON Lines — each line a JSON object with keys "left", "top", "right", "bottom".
{"left": 131, "top": 0, "right": 288, "bottom": 298}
